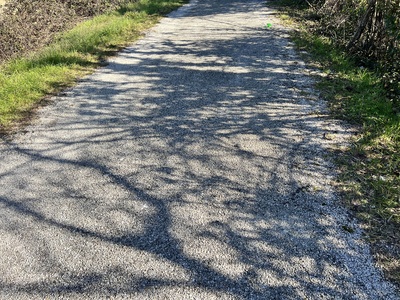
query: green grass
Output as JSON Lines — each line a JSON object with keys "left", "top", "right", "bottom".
{"left": 274, "top": 1, "right": 400, "bottom": 285}
{"left": 0, "top": 0, "right": 186, "bottom": 133}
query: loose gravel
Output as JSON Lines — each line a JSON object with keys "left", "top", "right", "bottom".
{"left": 0, "top": 0, "right": 399, "bottom": 298}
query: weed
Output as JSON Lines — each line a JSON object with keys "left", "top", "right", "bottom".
{"left": 274, "top": 0, "right": 400, "bottom": 287}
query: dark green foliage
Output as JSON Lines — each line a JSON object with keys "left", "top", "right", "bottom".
{"left": 291, "top": 0, "right": 400, "bottom": 111}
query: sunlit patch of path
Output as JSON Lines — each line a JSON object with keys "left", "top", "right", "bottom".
{"left": 0, "top": 0, "right": 398, "bottom": 298}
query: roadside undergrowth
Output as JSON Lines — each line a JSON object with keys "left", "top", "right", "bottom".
{"left": 0, "top": 0, "right": 186, "bottom": 135}
{"left": 273, "top": 0, "right": 400, "bottom": 287}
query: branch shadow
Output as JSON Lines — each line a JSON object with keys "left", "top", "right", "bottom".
{"left": 0, "top": 0, "right": 395, "bottom": 298}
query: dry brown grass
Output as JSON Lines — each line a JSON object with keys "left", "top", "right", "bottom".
{"left": 0, "top": 0, "right": 126, "bottom": 63}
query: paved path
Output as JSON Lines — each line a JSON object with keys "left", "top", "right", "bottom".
{"left": 0, "top": 0, "right": 398, "bottom": 298}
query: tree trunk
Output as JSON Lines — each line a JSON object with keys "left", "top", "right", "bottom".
{"left": 346, "top": 0, "right": 376, "bottom": 51}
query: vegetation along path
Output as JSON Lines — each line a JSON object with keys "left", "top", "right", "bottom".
{"left": 0, "top": 0, "right": 398, "bottom": 298}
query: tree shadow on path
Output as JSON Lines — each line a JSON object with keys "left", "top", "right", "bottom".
{"left": 0, "top": 0, "right": 396, "bottom": 298}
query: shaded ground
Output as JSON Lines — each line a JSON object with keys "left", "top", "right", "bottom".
{"left": 0, "top": 0, "right": 398, "bottom": 298}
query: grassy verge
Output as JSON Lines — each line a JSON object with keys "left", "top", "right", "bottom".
{"left": 0, "top": 0, "right": 186, "bottom": 135}
{"left": 274, "top": 1, "right": 400, "bottom": 286}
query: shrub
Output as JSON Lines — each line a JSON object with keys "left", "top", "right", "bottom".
{"left": 303, "top": 0, "right": 400, "bottom": 111}
{"left": 60, "top": 0, "right": 126, "bottom": 17}
{"left": 0, "top": 0, "right": 128, "bottom": 63}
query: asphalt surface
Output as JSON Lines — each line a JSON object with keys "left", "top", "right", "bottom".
{"left": 0, "top": 0, "right": 399, "bottom": 298}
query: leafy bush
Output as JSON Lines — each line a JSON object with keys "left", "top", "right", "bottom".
{"left": 302, "top": 0, "right": 400, "bottom": 111}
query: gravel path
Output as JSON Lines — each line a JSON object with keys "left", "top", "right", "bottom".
{"left": 0, "top": 0, "right": 399, "bottom": 298}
